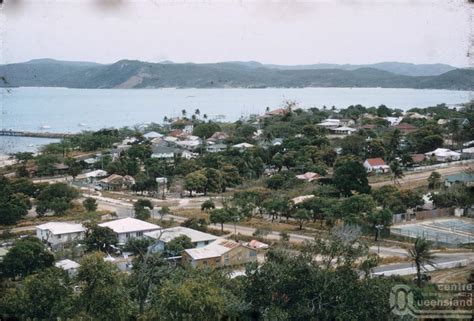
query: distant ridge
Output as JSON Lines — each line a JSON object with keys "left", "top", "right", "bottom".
{"left": 0, "top": 59, "right": 471, "bottom": 90}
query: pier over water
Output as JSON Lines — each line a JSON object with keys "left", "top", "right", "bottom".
{"left": 0, "top": 130, "right": 75, "bottom": 139}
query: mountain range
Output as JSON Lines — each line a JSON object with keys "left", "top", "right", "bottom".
{"left": 0, "top": 58, "right": 472, "bottom": 90}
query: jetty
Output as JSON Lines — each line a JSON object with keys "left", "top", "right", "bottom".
{"left": 0, "top": 129, "right": 75, "bottom": 139}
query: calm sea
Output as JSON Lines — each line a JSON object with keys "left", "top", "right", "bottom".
{"left": 0, "top": 87, "right": 471, "bottom": 154}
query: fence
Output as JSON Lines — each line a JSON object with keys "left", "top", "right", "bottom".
{"left": 415, "top": 208, "right": 452, "bottom": 220}
{"left": 406, "top": 159, "right": 474, "bottom": 173}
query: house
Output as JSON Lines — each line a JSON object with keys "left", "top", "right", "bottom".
{"left": 182, "top": 238, "right": 257, "bottom": 268}
{"left": 363, "top": 158, "right": 390, "bottom": 173}
{"left": 83, "top": 169, "right": 108, "bottom": 183}
{"left": 207, "top": 143, "right": 227, "bottom": 153}
{"left": 169, "top": 129, "right": 184, "bottom": 138}
{"left": 99, "top": 217, "right": 161, "bottom": 245}
{"left": 176, "top": 140, "right": 201, "bottom": 150}
{"left": 183, "top": 123, "right": 194, "bottom": 134}
{"left": 291, "top": 194, "right": 315, "bottom": 204}
{"left": 99, "top": 174, "right": 135, "bottom": 191}
{"left": 164, "top": 136, "right": 179, "bottom": 144}
{"left": 265, "top": 108, "right": 289, "bottom": 117}
{"left": 317, "top": 119, "right": 340, "bottom": 129}
{"left": 52, "top": 163, "right": 69, "bottom": 175}
{"left": 207, "top": 131, "right": 229, "bottom": 143}
{"left": 425, "top": 148, "right": 461, "bottom": 162}
{"left": 151, "top": 146, "right": 177, "bottom": 159}
{"left": 340, "top": 119, "right": 355, "bottom": 126}
{"left": 296, "top": 172, "right": 321, "bottom": 182}
{"left": 271, "top": 138, "right": 283, "bottom": 146}
{"left": 246, "top": 240, "right": 269, "bottom": 250}
{"left": 181, "top": 150, "right": 198, "bottom": 159}
{"left": 55, "top": 259, "right": 80, "bottom": 276}
{"left": 411, "top": 154, "right": 425, "bottom": 165}
{"left": 444, "top": 173, "right": 474, "bottom": 187}
{"left": 385, "top": 116, "right": 403, "bottom": 126}
{"left": 359, "top": 124, "right": 377, "bottom": 130}
{"left": 145, "top": 227, "right": 218, "bottom": 253}
{"left": 394, "top": 123, "right": 417, "bottom": 134}
{"left": 459, "top": 147, "right": 474, "bottom": 159}
{"left": 144, "top": 131, "right": 163, "bottom": 140}
{"left": 405, "top": 112, "right": 429, "bottom": 120}
{"left": 329, "top": 126, "right": 357, "bottom": 135}
{"left": 36, "top": 222, "right": 86, "bottom": 247}
{"left": 232, "top": 142, "right": 254, "bottom": 150}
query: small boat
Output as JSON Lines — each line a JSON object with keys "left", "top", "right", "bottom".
{"left": 40, "top": 125, "right": 51, "bottom": 130}
{"left": 78, "top": 123, "right": 88, "bottom": 127}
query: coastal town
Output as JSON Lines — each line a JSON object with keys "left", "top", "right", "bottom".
{"left": 1, "top": 0, "right": 474, "bottom": 320}
{"left": 0, "top": 100, "right": 473, "bottom": 319}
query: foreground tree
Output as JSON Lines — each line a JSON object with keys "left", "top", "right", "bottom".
{"left": 427, "top": 171, "right": 442, "bottom": 189}
{"left": 0, "top": 237, "right": 54, "bottom": 279}
{"left": 76, "top": 253, "right": 131, "bottom": 320}
{"left": 84, "top": 225, "right": 118, "bottom": 253}
{"left": 6, "top": 268, "right": 73, "bottom": 319}
{"left": 409, "top": 237, "right": 435, "bottom": 287}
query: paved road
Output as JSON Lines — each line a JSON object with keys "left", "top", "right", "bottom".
{"left": 372, "top": 252, "right": 474, "bottom": 276}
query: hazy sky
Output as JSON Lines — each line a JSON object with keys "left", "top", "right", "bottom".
{"left": 0, "top": 0, "right": 472, "bottom": 66}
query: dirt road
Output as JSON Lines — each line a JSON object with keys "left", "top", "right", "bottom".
{"left": 371, "top": 163, "right": 473, "bottom": 189}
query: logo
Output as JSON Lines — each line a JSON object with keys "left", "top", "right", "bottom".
{"left": 390, "top": 283, "right": 473, "bottom": 319}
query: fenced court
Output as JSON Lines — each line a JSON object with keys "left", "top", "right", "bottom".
{"left": 390, "top": 218, "right": 474, "bottom": 246}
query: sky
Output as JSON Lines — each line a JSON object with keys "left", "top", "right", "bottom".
{"left": 0, "top": 0, "right": 472, "bottom": 67}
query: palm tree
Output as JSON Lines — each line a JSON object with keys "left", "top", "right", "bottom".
{"left": 389, "top": 160, "right": 404, "bottom": 185}
{"left": 409, "top": 237, "right": 435, "bottom": 287}
{"left": 203, "top": 114, "right": 208, "bottom": 120}
{"left": 181, "top": 109, "right": 187, "bottom": 117}
{"left": 194, "top": 108, "right": 200, "bottom": 116}
{"left": 163, "top": 116, "right": 168, "bottom": 123}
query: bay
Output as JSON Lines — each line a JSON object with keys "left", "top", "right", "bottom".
{"left": 0, "top": 86, "right": 471, "bottom": 154}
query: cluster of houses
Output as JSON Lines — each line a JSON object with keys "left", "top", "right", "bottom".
{"left": 35, "top": 217, "right": 261, "bottom": 271}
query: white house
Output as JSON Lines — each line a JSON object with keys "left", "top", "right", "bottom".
{"left": 363, "top": 158, "right": 390, "bottom": 173}
{"left": 99, "top": 217, "right": 161, "bottom": 245}
{"left": 145, "top": 227, "right": 218, "bottom": 253}
{"left": 425, "top": 148, "right": 461, "bottom": 162}
{"left": 232, "top": 142, "right": 254, "bottom": 150}
{"left": 207, "top": 143, "right": 227, "bottom": 153}
{"left": 329, "top": 126, "right": 357, "bottom": 135}
{"left": 176, "top": 140, "right": 201, "bottom": 150}
{"left": 55, "top": 259, "right": 80, "bottom": 276}
{"left": 151, "top": 146, "right": 176, "bottom": 159}
{"left": 144, "top": 131, "right": 163, "bottom": 140}
{"left": 183, "top": 124, "right": 194, "bottom": 134}
{"left": 384, "top": 116, "right": 403, "bottom": 126}
{"left": 36, "top": 222, "right": 86, "bottom": 247}
{"left": 316, "top": 119, "right": 340, "bottom": 129}
{"left": 181, "top": 150, "right": 198, "bottom": 159}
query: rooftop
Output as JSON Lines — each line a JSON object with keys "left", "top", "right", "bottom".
{"left": 365, "top": 158, "right": 387, "bottom": 166}
{"left": 36, "top": 222, "right": 86, "bottom": 235}
{"left": 145, "top": 226, "right": 218, "bottom": 243}
{"left": 184, "top": 238, "right": 240, "bottom": 260}
{"left": 99, "top": 217, "right": 161, "bottom": 234}
{"left": 55, "top": 259, "right": 80, "bottom": 270}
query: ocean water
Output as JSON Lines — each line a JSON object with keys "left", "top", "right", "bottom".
{"left": 0, "top": 87, "right": 471, "bottom": 154}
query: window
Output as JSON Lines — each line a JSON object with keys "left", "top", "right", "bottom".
{"left": 137, "top": 231, "right": 143, "bottom": 236}
{"left": 126, "top": 233, "right": 130, "bottom": 238}
{"left": 57, "top": 234, "right": 61, "bottom": 239}
{"left": 250, "top": 251, "right": 257, "bottom": 257}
